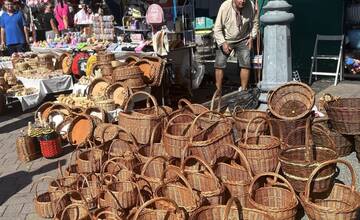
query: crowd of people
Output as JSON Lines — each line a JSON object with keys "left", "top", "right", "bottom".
{"left": 0, "top": 0, "right": 101, "bottom": 55}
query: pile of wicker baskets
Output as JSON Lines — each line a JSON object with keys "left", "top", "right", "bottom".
{"left": 28, "top": 82, "right": 360, "bottom": 220}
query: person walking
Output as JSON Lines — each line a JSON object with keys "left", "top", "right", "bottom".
{"left": 39, "top": 3, "right": 59, "bottom": 40}
{"left": 213, "top": 0, "right": 259, "bottom": 91}
{"left": 0, "top": 0, "right": 29, "bottom": 55}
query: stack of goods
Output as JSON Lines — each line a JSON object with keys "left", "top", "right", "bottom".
{"left": 30, "top": 88, "right": 360, "bottom": 220}
{"left": 93, "top": 15, "right": 115, "bottom": 41}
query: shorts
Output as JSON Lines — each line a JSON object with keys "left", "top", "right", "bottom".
{"left": 214, "top": 41, "right": 251, "bottom": 69}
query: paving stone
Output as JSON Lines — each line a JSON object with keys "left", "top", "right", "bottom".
{"left": 0, "top": 205, "right": 7, "bottom": 216}
{"left": 26, "top": 213, "right": 43, "bottom": 220}
{"left": 20, "top": 203, "right": 34, "bottom": 215}
{"left": 2, "top": 203, "right": 23, "bottom": 216}
{"left": 3, "top": 193, "right": 33, "bottom": 205}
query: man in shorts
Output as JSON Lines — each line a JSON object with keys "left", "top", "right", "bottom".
{"left": 213, "top": 0, "right": 258, "bottom": 91}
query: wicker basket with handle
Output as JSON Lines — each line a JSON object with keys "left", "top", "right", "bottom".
{"left": 248, "top": 172, "right": 299, "bottom": 220}
{"left": 76, "top": 142, "right": 104, "bottom": 174}
{"left": 325, "top": 97, "right": 360, "bottom": 135}
{"left": 279, "top": 118, "right": 338, "bottom": 192}
{"left": 155, "top": 167, "right": 202, "bottom": 214}
{"left": 131, "top": 197, "right": 186, "bottom": 220}
{"left": 118, "top": 91, "right": 169, "bottom": 145}
{"left": 76, "top": 174, "right": 101, "bottom": 210}
{"left": 105, "top": 181, "right": 141, "bottom": 210}
{"left": 232, "top": 107, "right": 268, "bottom": 139}
{"left": 238, "top": 116, "right": 281, "bottom": 175}
{"left": 299, "top": 159, "right": 360, "bottom": 220}
{"left": 214, "top": 144, "right": 253, "bottom": 206}
{"left": 177, "top": 98, "right": 209, "bottom": 116}
{"left": 163, "top": 113, "right": 195, "bottom": 159}
{"left": 53, "top": 202, "right": 91, "bottom": 220}
{"left": 181, "top": 155, "right": 224, "bottom": 205}
{"left": 101, "top": 157, "right": 134, "bottom": 183}
{"left": 138, "top": 155, "right": 169, "bottom": 192}
{"left": 190, "top": 197, "right": 274, "bottom": 220}
{"left": 188, "top": 110, "right": 235, "bottom": 165}
{"left": 268, "top": 82, "right": 315, "bottom": 120}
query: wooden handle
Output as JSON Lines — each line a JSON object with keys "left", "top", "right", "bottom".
{"left": 223, "top": 197, "right": 242, "bottom": 220}
{"left": 132, "top": 197, "right": 181, "bottom": 220}
{"left": 123, "top": 91, "right": 160, "bottom": 116}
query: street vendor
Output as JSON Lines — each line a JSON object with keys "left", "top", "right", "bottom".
{"left": 213, "top": 0, "right": 259, "bottom": 91}
{"left": 0, "top": 0, "right": 29, "bottom": 55}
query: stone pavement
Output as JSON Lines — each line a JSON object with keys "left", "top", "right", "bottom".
{"left": 0, "top": 81, "right": 359, "bottom": 219}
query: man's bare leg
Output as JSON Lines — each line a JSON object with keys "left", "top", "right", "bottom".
{"left": 215, "top": 68, "right": 224, "bottom": 91}
{"left": 240, "top": 68, "right": 250, "bottom": 90}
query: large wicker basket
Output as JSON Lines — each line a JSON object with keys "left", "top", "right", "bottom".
{"left": 279, "top": 119, "right": 338, "bottom": 192}
{"left": 299, "top": 159, "right": 360, "bottom": 220}
{"left": 325, "top": 97, "right": 360, "bottom": 135}
{"left": 268, "top": 82, "right": 315, "bottom": 120}
{"left": 232, "top": 107, "right": 268, "bottom": 139}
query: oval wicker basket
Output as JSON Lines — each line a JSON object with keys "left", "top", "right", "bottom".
{"left": 325, "top": 97, "right": 360, "bottom": 135}
{"left": 68, "top": 114, "right": 95, "bottom": 146}
{"left": 299, "top": 159, "right": 360, "bottom": 220}
{"left": 97, "top": 52, "right": 115, "bottom": 63}
{"left": 112, "top": 66, "right": 145, "bottom": 88}
{"left": 88, "top": 77, "right": 111, "bottom": 98}
{"left": 105, "top": 82, "right": 129, "bottom": 108}
{"left": 268, "top": 82, "right": 315, "bottom": 120}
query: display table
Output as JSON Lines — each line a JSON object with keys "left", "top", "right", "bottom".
{"left": 8, "top": 75, "right": 74, "bottom": 111}
{"left": 31, "top": 46, "right": 73, "bottom": 56}
{"left": 0, "top": 60, "right": 13, "bottom": 69}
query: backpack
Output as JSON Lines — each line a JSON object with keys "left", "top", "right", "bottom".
{"left": 145, "top": 4, "right": 164, "bottom": 25}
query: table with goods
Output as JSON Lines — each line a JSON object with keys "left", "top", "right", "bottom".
{"left": 13, "top": 79, "right": 360, "bottom": 219}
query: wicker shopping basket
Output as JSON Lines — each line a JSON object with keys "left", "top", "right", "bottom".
{"left": 238, "top": 116, "right": 281, "bottom": 175}
{"left": 299, "top": 159, "right": 360, "bottom": 220}
{"left": 232, "top": 107, "right": 268, "bottom": 139}
{"left": 325, "top": 97, "right": 360, "bottom": 135}
{"left": 248, "top": 172, "right": 299, "bottom": 220}
{"left": 279, "top": 118, "right": 338, "bottom": 192}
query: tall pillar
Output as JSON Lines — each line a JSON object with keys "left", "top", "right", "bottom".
{"left": 260, "top": 0, "right": 294, "bottom": 91}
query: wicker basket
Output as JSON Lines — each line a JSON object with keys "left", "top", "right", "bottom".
{"left": 268, "top": 82, "right": 315, "bottom": 120}
{"left": 118, "top": 91, "right": 169, "bottom": 145}
{"left": 299, "top": 159, "right": 360, "bottom": 220}
{"left": 214, "top": 144, "right": 253, "bottom": 206}
{"left": 232, "top": 107, "right": 268, "bottom": 139}
{"left": 132, "top": 197, "right": 186, "bottom": 220}
{"left": 279, "top": 120, "right": 338, "bottom": 192}
{"left": 138, "top": 155, "right": 169, "bottom": 192}
{"left": 269, "top": 111, "right": 314, "bottom": 147}
{"left": 54, "top": 202, "right": 91, "bottom": 220}
{"left": 16, "top": 134, "right": 41, "bottom": 162}
{"left": 190, "top": 197, "right": 273, "bottom": 220}
{"left": 313, "top": 121, "right": 354, "bottom": 157}
{"left": 163, "top": 113, "right": 195, "bottom": 159}
{"left": 325, "top": 97, "right": 360, "bottom": 135}
{"left": 112, "top": 66, "right": 145, "bottom": 87}
{"left": 105, "top": 82, "right": 129, "bottom": 108}
{"left": 248, "top": 172, "right": 299, "bottom": 220}
{"left": 93, "top": 123, "right": 119, "bottom": 144}
{"left": 76, "top": 174, "right": 101, "bottom": 210}
{"left": 177, "top": 98, "right": 209, "bottom": 116}
{"left": 155, "top": 167, "right": 202, "bottom": 214}
{"left": 106, "top": 181, "right": 140, "bottom": 210}
{"left": 125, "top": 56, "right": 140, "bottom": 65}
{"left": 59, "top": 53, "right": 73, "bottom": 74}
{"left": 76, "top": 143, "right": 104, "bottom": 173}
{"left": 355, "top": 135, "right": 360, "bottom": 161}
{"left": 88, "top": 77, "right": 111, "bottom": 98}
{"left": 101, "top": 157, "right": 134, "bottom": 182}
{"left": 238, "top": 116, "right": 281, "bottom": 175}
{"left": 33, "top": 176, "right": 62, "bottom": 218}
{"left": 49, "top": 104, "right": 72, "bottom": 116}
{"left": 181, "top": 155, "right": 224, "bottom": 205}
{"left": 97, "top": 51, "right": 115, "bottom": 63}
{"left": 35, "top": 102, "right": 54, "bottom": 122}
{"left": 68, "top": 114, "right": 95, "bottom": 146}
{"left": 96, "top": 99, "right": 116, "bottom": 112}
{"left": 188, "top": 110, "right": 235, "bottom": 165}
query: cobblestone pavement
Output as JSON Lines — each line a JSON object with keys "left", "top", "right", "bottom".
{"left": 0, "top": 81, "right": 360, "bottom": 220}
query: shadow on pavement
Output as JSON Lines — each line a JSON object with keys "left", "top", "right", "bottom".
{"left": 0, "top": 114, "right": 34, "bottom": 134}
{"left": 0, "top": 159, "right": 66, "bottom": 205}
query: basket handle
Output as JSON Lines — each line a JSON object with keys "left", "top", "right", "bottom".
{"left": 232, "top": 105, "right": 244, "bottom": 115}
{"left": 76, "top": 174, "right": 91, "bottom": 190}
{"left": 114, "top": 125, "right": 139, "bottom": 149}
{"left": 140, "top": 155, "right": 168, "bottom": 176}
{"left": 210, "top": 89, "right": 222, "bottom": 112}
{"left": 33, "top": 175, "right": 62, "bottom": 199}
{"left": 149, "top": 121, "right": 163, "bottom": 155}
{"left": 160, "top": 167, "right": 199, "bottom": 205}
{"left": 189, "top": 110, "right": 228, "bottom": 143}
{"left": 123, "top": 91, "right": 160, "bottom": 116}
{"left": 178, "top": 98, "right": 197, "bottom": 113}
{"left": 224, "top": 144, "right": 254, "bottom": 179}
{"left": 304, "top": 159, "right": 356, "bottom": 201}
{"left": 244, "top": 115, "right": 272, "bottom": 144}
{"left": 55, "top": 190, "right": 89, "bottom": 215}
{"left": 248, "top": 172, "right": 297, "bottom": 204}
{"left": 101, "top": 157, "right": 130, "bottom": 177}
{"left": 95, "top": 210, "right": 122, "bottom": 220}
{"left": 266, "top": 90, "right": 274, "bottom": 103}
{"left": 223, "top": 197, "right": 242, "bottom": 220}
{"left": 60, "top": 203, "right": 91, "bottom": 220}
{"left": 132, "top": 197, "right": 182, "bottom": 220}
{"left": 180, "top": 155, "right": 222, "bottom": 190}
{"left": 304, "top": 116, "right": 314, "bottom": 163}
{"left": 165, "top": 113, "right": 195, "bottom": 133}
{"left": 101, "top": 189, "right": 124, "bottom": 210}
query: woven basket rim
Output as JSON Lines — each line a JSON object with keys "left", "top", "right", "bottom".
{"left": 279, "top": 146, "right": 338, "bottom": 166}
